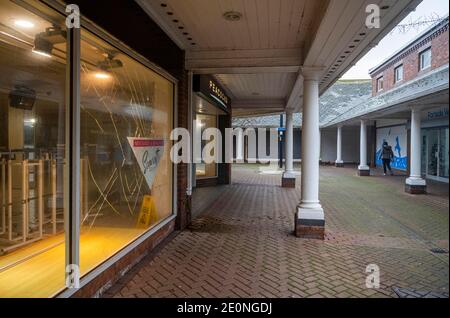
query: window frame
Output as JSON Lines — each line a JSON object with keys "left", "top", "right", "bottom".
{"left": 394, "top": 64, "right": 404, "bottom": 83}
{"left": 376, "top": 76, "right": 384, "bottom": 92}
{"left": 419, "top": 47, "right": 432, "bottom": 71}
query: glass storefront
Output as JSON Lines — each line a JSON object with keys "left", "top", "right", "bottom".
{"left": 0, "top": 0, "right": 175, "bottom": 297}
{"left": 422, "top": 127, "right": 449, "bottom": 182}
{"left": 195, "top": 113, "right": 217, "bottom": 179}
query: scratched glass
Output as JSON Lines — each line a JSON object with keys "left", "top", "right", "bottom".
{"left": 78, "top": 30, "right": 174, "bottom": 277}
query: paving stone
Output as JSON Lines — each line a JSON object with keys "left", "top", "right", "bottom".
{"left": 103, "top": 165, "right": 449, "bottom": 298}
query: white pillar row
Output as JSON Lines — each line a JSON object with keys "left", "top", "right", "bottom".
{"left": 358, "top": 119, "right": 370, "bottom": 176}
{"left": 335, "top": 125, "right": 344, "bottom": 167}
{"left": 235, "top": 128, "right": 244, "bottom": 163}
{"left": 295, "top": 67, "right": 324, "bottom": 239}
{"left": 406, "top": 108, "right": 427, "bottom": 194}
{"left": 282, "top": 111, "right": 295, "bottom": 187}
{"left": 285, "top": 111, "right": 294, "bottom": 173}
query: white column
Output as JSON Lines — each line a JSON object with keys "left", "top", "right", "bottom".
{"left": 285, "top": 111, "right": 294, "bottom": 174}
{"left": 406, "top": 108, "right": 426, "bottom": 192}
{"left": 235, "top": 128, "right": 244, "bottom": 162}
{"left": 358, "top": 119, "right": 370, "bottom": 173}
{"left": 336, "top": 125, "right": 344, "bottom": 166}
{"left": 296, "top": 67, "right": 324, "bottom": 239}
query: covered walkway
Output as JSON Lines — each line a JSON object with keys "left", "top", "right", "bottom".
{"left": 104, "top": 165, "right": 449, "bottom": 298}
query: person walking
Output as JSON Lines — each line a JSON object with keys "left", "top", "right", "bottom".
{"left": 380, "top": 141, "right": 394, "bottom": 176}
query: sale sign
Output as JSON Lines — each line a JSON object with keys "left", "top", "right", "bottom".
{"left": 127, "top": 137, "right": 165, "bottom": 189}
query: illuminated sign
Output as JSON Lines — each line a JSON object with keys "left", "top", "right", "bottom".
{"left": 193, "top": 75, "right": 231, "bottom": 110}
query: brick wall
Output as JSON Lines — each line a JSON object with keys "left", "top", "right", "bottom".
{"left": 371, "top": 23, "right": 449, "bottom": 96}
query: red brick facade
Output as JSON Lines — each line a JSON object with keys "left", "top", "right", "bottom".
{"left": 371, "top": 21, "right": 449, "bottom": 96}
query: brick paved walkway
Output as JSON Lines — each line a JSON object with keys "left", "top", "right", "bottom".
{"left": 104, "top": 165, "right": 449, "bottom": 298}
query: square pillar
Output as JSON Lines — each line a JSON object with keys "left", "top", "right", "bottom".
{"left": 282, "top": 111, "right": 296, "bottom": 188}
{"left": 406, "top": 108, "right": 427, "bottom": 194}
{"left": 358, "top": 119, "right": 370, "bottom": 176}
{"left": 295, "top": 67, "right": 325, "bottom": 240}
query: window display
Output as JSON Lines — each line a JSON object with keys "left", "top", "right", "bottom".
{"left": 0, "top": 0, "right": 175, "bottom": 297}
{"left": 0, "top": 0, "right": 67, "bottom": 297}
{"left": 78, "top": 30, "right": 174, "bottom": 274}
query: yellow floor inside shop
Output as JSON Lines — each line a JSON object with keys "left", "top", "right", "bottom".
{"left": 0, "top": 227, "right": 144, "bottom": 298}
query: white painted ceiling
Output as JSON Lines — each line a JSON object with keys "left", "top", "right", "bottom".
{"left": 137, "top": 0, "right": 423, "bottom": 117}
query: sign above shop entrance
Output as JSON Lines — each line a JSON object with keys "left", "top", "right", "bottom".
{"left": 193, "top": 75, "right": 231, "bottom": 111}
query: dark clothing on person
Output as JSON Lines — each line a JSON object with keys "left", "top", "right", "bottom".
{"left": 382, "top": 159, "right": 392, "bottom": 174}
{"left": 380, "top": 145, "right": 394, "bottom": 160}
{"left": 380, "top": 143, "right": 394, "bottom": 175}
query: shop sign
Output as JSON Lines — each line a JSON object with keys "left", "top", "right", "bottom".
{"left": 425, "top": 107, "right": 449, "bottom": 121}
{"left": 127, "top": 137, "right": 164, "bottom": 189}
{"left": 193, "top": 75, "right": 231, "bottom": 110}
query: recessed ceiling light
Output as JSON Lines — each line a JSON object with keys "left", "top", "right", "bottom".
{"left": 223, "top": 11, "right": 242, "bottom": 22}
{"left": 15, "top": 20, "right": 34, "bottom": 28}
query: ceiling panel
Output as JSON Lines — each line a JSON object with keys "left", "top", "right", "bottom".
{"left": 141, "top": 0, "right": 326, "bottom": 50}
{"left": 215, "top": 73, "right": 296, "bottom": 100}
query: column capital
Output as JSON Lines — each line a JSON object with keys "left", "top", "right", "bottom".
{"left": 410, "top": 107, "right": 422, "bottom": 114}
{"left": 301, "top": 66, "right": 326, "bottom": 81}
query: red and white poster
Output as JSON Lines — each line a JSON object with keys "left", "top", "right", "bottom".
{"left": 127, "top": 137, "right": 165, "bottom": 189}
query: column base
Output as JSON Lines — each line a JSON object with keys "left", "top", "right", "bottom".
{"left": 295, "top": 207, "right": 325, "bottom": 240}
{"left": 405, "top": 178, "right": 427, "bottom": 194}
{"left": 358, "top": 165, "right": 370, "bottom": 176}
{"left": 282, "top": 172, "right": 296, "bottom": 188}
{"left": 335, "top": 161, "right": 344, "bottom": 168}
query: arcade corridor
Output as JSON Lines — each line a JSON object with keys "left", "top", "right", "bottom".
{"left": 104, "top": 165, "right": 449, "bottom": 298}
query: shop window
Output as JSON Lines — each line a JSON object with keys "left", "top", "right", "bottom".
{"left": 0, "top": 1, "right": 175, "bottom": 297}
{"left": 376, "top": 76, "right": 384, "bottom": 92}
{"left": 78, "top": 30, "right": 174, "bottom": 276}
{"left": 419, "top": 48, "right": 432, "bottom": 71}
{"left": 0, "top": 1, "right": 67, "bottom": 297}
{"left": 195, "top": 114, "right": 217, "bottom": 178}
{"left": 394, "top": 64, "right": 403, "bottom": 83}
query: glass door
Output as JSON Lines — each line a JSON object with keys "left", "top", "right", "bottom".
{"left": 425, "top": 128, "right": 449, "bottom": 182}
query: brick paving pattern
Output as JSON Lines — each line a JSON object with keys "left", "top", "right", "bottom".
{"left": 104, "top": 165, "right": 449, "bottom": 298}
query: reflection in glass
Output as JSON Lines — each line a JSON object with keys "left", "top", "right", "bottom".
{"left": 0, "top": 1, "right": 66, "bottom": 297}
{"left": 195, "top": 114, "right": 217, "bottom": 178}
{"left": 78, "top": 30, "right": 174, "bottom": 276}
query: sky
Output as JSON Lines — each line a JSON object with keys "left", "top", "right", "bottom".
{"left": 341, "top": 0, "right": 449, "bottom": 79}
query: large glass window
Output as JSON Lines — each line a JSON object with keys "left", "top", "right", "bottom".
{"left": 78, "top": 30, "right": 174, "bottom": 276}
{"left": 0, "top": 0, "right": 67, "bottom": 297}
{"left": 0, "top": 0, "right": 175, "bottom": 297}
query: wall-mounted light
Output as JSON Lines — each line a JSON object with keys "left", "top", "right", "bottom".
{"left": 14, "top": 20, "right": 34, "bottom": 28}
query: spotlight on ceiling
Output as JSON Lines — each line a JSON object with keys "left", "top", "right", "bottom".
{"left": 94, "top": 72, "right": 111, "bottom": 79}
{"left": 32, "top": 26, "right": 66, "bottom": 58}
{"left": 14, "top": 20, "right": 34, "bottom": 28}
{"left": 32, "top": 36, "right": 53, "bottom": 57}
{"left": 223, "top": 11, "right": 242, "bottom": 22}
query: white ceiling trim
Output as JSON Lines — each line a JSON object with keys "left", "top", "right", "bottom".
{"left": 135, "top": 0, "right": 187, "bottom": 50}
{"left": 186, "top": 48, "right": 302, "bottom": 72}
